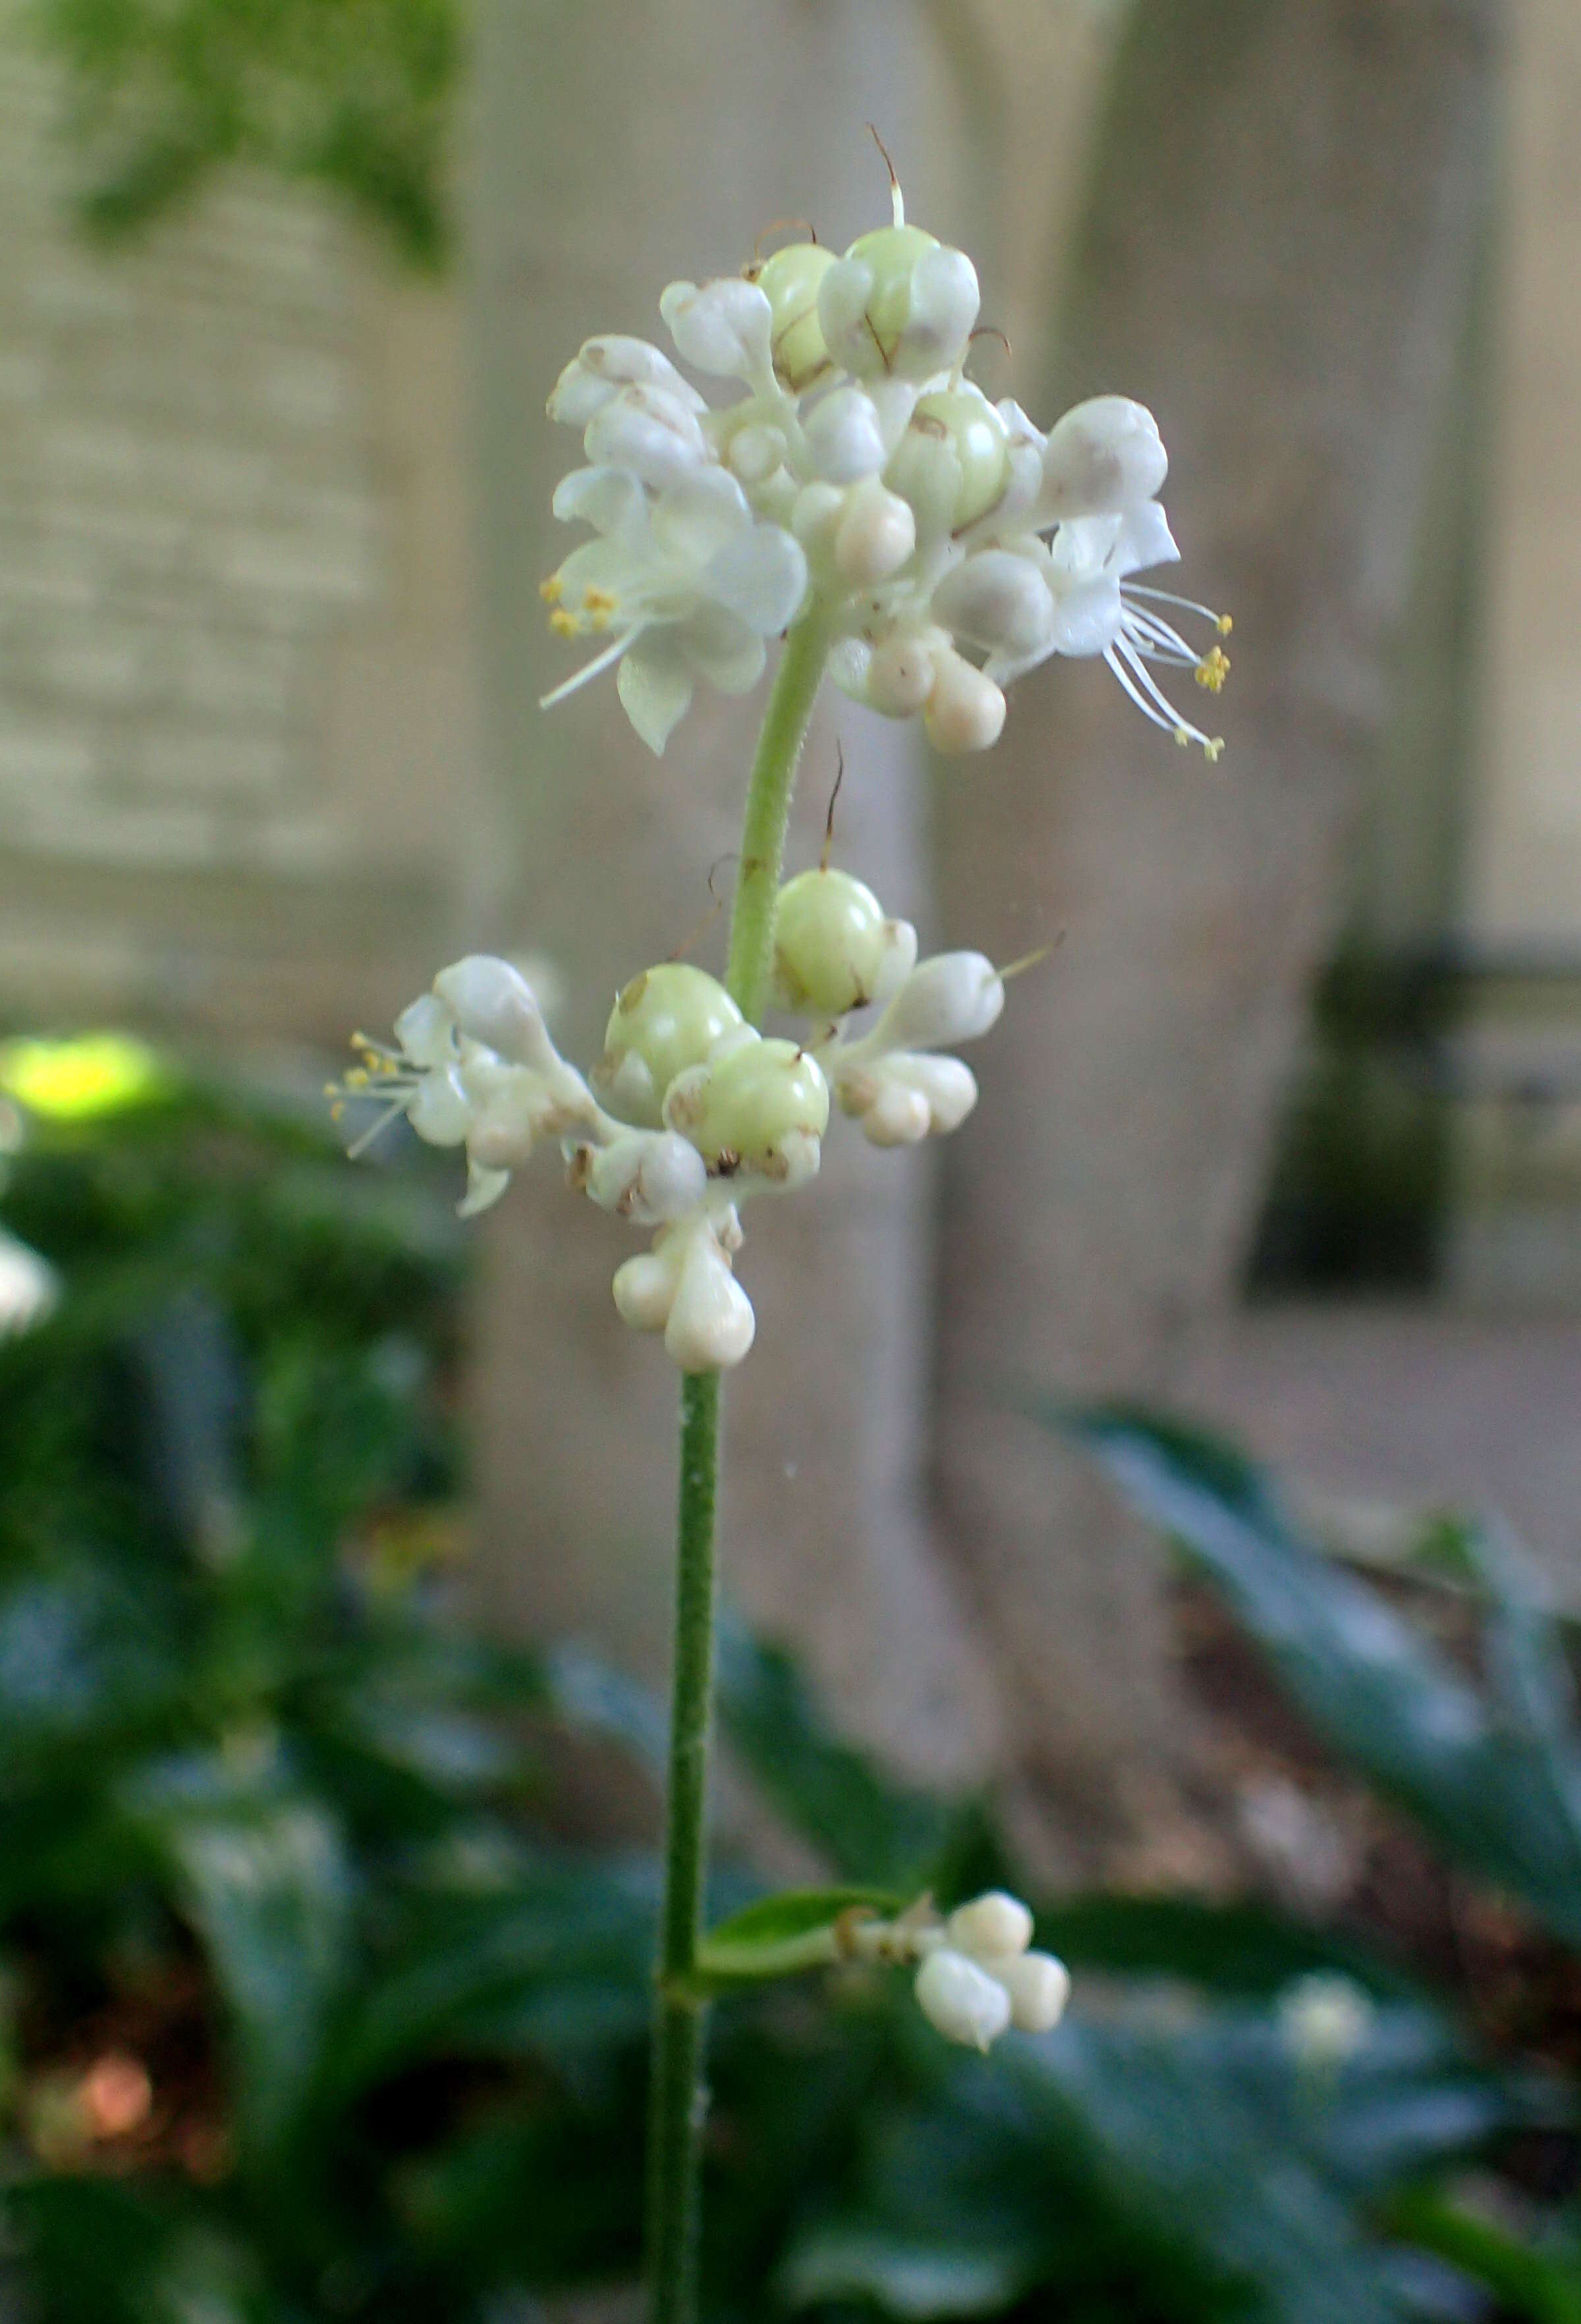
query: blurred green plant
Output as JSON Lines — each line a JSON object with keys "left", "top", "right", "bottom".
{"left": 32, "top": 0, "right": 458, "bottom": 262}
{"left": 0, "top": 1065, "right": 1570, "bottom": 2323}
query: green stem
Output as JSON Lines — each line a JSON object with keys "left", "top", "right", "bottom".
{"left": 644, "top": 611, "right": 831, "bottom": 2324}
{"left": 724, "top": 609, "right": 835, "bottom": 1020}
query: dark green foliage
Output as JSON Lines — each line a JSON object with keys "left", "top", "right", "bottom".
{"left": 32, "top": 0, "right": 459, "bottom": 263}
{"left": 0, "top": 1074, "right": 1570, "bottom": 2322}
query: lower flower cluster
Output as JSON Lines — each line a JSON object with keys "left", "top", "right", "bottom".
{"left": 335, "top": 860, "right": 1014, "bottom": 1371}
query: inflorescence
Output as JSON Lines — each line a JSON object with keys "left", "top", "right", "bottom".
{"left": 333, "top": 864, "right": 1011, "bottom": 1373}
{"left": 540, "top": 177, "right": 1229, "bottom": 758}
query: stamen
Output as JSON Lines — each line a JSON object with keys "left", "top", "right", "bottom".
{"left": 539, "top": 624, "right": 643, "bottom": 709}
{"left": 345, "top": 1102, "right": 408, "bottom": 1161}
{"left": 1194, "top": 645, "right": 1231, "bottom": 694}
{"left": 540, "top": 576, "right": 563, "bottom": 605}
{"left": 549, "top": 608, "right": 579, "bottom": 638}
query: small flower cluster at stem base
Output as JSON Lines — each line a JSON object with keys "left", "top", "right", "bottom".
{"left": 839, "top": 1891, "right": 1069, "bottom": 2051}
{"left": 334, "top": 844, "right": 1020, "bottom": 1370}
{"left": 540, "top": 177, "right": 1229, "bottom": 759}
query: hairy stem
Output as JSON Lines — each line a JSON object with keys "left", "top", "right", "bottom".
{"left": 645, "top": 611, "right": 831, "bottom": 2324}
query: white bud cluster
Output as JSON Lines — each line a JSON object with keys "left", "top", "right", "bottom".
{"left": 845, "top": 1891, "right": 1069, "bottom": 2052}
{"left": 541, "top": 180, "right": 1229, "bottom": 759}
{"left": 337, "top": 862, "right": 1024, "bottom": 1368}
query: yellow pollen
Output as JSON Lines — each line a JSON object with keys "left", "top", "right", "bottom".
{"left": 540, "top": 575, "right": 563, "bottom": 604}
{"left": 1204, "top": 737, "right": 1225, "bottom": 763}
{"left": 589, "top": 610, "right": 611, "bottom": 631}
{"left": 1217, "top": 613, "right": 1233, "bottom": 636}
{"left": 329, "top": 1100, "right": 346, "bottom": 1122}
{"left": 1174, "top": 726, "right": 1190, "bottom": 748}
{"left": 344, "top": 1066, "right": 370, "bottom": 1089}
{"left": 1194, "top": 646, "right": 1231, "bottom": 694}
{"left": 550, "top": 607, "right": 579, "bottom": 638}
{"left": 583, "top": 585, "right": 618, "bottom": 613}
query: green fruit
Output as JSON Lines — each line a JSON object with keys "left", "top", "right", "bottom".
{"left": 843, "top": 223, "right": 939, "bottom": 362}
{"left": 754, "top": 243, "right": 835, "bottom": 391}
{"left": 597, "top": 964, "right": 742, "bottom": 1126}
{"left": 773, "top": 868, "right": 889, "bottom": 1015}
{"left": 886, "top": 385, "right": 1009, "bottom": 531}
{"left": 680, "top": 1038, "right": 829, "bottom": 1176}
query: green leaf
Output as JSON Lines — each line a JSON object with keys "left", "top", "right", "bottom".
{"left": 126, "top": 1755, "right": 354, "bottom": 2152}
{"left": 700, "top": 1887, "right": 905, "bottom": 1985}
{"left": 781, "top": 2227, "right": 1040, "bottom": 2319}
{"left": 1063, "top": 1403, "right": 1581, "bottom": 1949}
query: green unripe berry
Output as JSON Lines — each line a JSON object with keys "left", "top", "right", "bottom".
{"left": 773, "top": 868, "right": 890, "bottom": 1016}
{"left": 753, "top": 243, "right": 835, "bottom": 391}
{"left": 886, "top": 386, "right": 1010, "bottom": 532}
{"left": 596, "top": 963, "right": 742, "bottom": 1127}
{"left": 671, "top": 1038, "right": 830, "bottom": 1179}
{"left": 843, "top": 223, "right": 939, "bottom": 363}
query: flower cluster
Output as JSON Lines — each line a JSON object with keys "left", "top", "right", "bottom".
{"left": 840, "top": 1891, "right": 1069, "bottom": 2052}
{"left": 335, "top": 860, "right": 1010, "bottom": 1372}
{"left": 541, "top": 182, "right": 1229, "bottom": 758}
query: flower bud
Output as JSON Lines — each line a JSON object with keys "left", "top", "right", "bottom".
{"left": 866, "top": 630, "right": 939, "bottom": 717}
{"left": 660, "top": 277, "right": 773, "bottom": 380}
{"left": 881, "top": 953, "right": 1004, "bottom": 1049}
{"left": 924, "top": 650, "right": 1006, "bottom": 754}
{"left": 665, "top": 1038, "right": 830, "bottom": 1184}
{"left": 833, "top": 478, "right": 916, "bottom": 586}
{"left": 914, "top": 1948, "right": 1011, "bottom": 2051}
{"left": 1039, "top": 396, "right": 1167, "bottom": 521}
{"left": 433, "top": 957, "right": 555, "bottom": 1070}
{"left": 582, "top": 1130, "right": 708, "bottom": 1223}
{"left": 773, "top": 868, "right": 891, "bottom": 1016}
{"left": 547, "top": 335, "right": 704, "bottom": 427}
{"left": 886, "top": 385, "right": 1009, "bottom": 533}
{"left": 947, "top": 1891, "right": 1034, "bottom": 1960}
{"left": 803, "top": 385, "right": 887, "bottom": 485}
{"left": 407, "top": 1064, "right": 471, "bottom": 1147}
{"left": 584, "top": 385, "right": 707, "bottom": 493}
{"left": 595, "top": 964, "right": 744, "bottom": 1129}
{"left": 752, "top": 242, "right": 836, "bottom": 391}
{"left": 790, "top": 482, "right": 847, "bottom": 573}
{"left": 931, "top": 549, "right": 1055, "bottom": 675}
{"left": 848, "top": 1074, "right": 931, "bottom": 1147}
{"left": 664, "top": 1227, "right": 756, "bottom": 1372}
{"left": 727, "top": 422, "right": 789, "bottom": 489}
{"left": 818, "top": 228, "right": 980, "bottom": 383}
{"left": 611, "top": 1247, "right": 678, "bottom": 1333}
{"left": 989, "top": 1950, "right": 1070, "bottom": 2035}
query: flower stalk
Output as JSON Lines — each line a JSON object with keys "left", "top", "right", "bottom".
{"left": 646, "top": 616, "right": 831, "bottom": 2324}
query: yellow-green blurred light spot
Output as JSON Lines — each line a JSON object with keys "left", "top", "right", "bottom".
{"left": 0, "top": 1034, "right": 166, "bottom": 1120}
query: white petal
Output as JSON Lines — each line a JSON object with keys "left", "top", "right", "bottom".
{"left": 902, "top": 244, "right": 980, "bottom": 377}
{"left": 879, "top": 953, "right": 1005, "bottom": 1049}
{"left": 913, "top": 1949, "right": 1011, "bottom": 2051}
{"left": 618, "top": 640, "right": 695, "bottom": 752}
{"left": 1038, "top": 395, "right": 1168, "bottom": 522}
{"left": 678, "top": 604, "right": 767, "bottom": 695}
{"left": 550, "top": 335, "right": 703, "bottom": 423}
{"left": 613, "top": 1248, "right": 679, "bottom": 1333}
{"left": 393, "top": 991, "right": 456, "bottom": 1068}
{"left": 1047, "top": 574, "right": 1124, "bottom": 657}
{"left": 947, "top": 1892, "right": 1034, "bottom": 1958}
{"left": 408, "top": 1064, "right": 472, "bottom": 1146}
{"left": 648, "top": 467, "right": 752, "bottom": 565}
{"left": 433, "top": 955, "right": 553, "bottom": 1066}
{"left": 546, "top": 360, "right": 617, "bottom": 429}
{"left": 660, "top": 277, "right": 773, "bottom": 379}
{"left": 552, "top": 465, "right": 648, "bottom": 538}
{"left": 931, "top": 549, "right": 1055, "bottom": 660}
{"left": 885, "top": 1051, "right": 978, "bottom": 1134}
{"left": 828, "top": 636, "right": 873, "bottom": 700}
{"left": 802, "top": 385, "right": 887, "bottom": 484}
{"left": 585, "top": 387, "right": 707, "bottom": 493}
{"left": 815, "top": 255, "right": 877, "bottom": 374}
{"left": 457, "top": 1159, "right": 511, "bottom": 1218}
{"left": 704, "top": 523, "right": 808, "bottom": 634}
{"left": 1108, "top": 497, "right": 1179, "bottom": 578}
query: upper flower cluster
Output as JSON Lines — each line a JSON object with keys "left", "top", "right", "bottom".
{"left": 540, "top": 180, "right": 1229, "bottom": 758}
{"left": 335, "top": 858, "right": 1011, "bottom": 1373}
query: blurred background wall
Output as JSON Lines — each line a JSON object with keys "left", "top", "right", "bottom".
{"left": 1, "top": 0, "right": 1580, "bottom": 1872}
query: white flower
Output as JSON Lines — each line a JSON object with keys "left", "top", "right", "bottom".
{"left": 547, "top": 335, "right": 706, "bottom": 429}
{"left": 541, "top": 467, "right": 808, "bottom": 752}
{"left": 0, "top": 1229, "right": 57, "bottom": 1336}
{"left": 1045, "top": 501, "right": 1230, "bottom": 760}
{"left": 815, "top": 945, "right": 1005, "bottom": 1149}
{"left": 1278, "top": 1974, "right": 1374, "bottom": 2074}
{"left": 659, "top": 277, "right": 774, "bottom": 383}
{"left": 907, "top": 1889, "right": 1068, "bottom": 2049}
